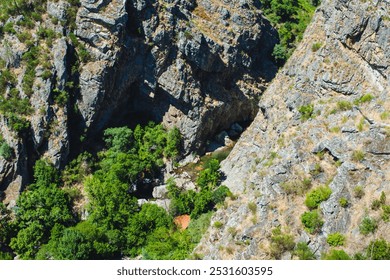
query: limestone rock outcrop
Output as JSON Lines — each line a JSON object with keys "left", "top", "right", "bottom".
{"left": 0, "top": 0, "right": 278, "bottom": 202}
{"left": 196, "top": 0, "right": 390, "bottom": 259}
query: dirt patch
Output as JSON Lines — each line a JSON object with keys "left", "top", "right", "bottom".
{"left": 174, "top": 214, "right": 191, "bottom": 230}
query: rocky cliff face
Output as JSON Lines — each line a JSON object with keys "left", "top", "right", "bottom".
{"left": 196, "top": 0, "right": 390, "bottom": 259}
{"left": 79, "top": 0, "right": 278, "bottom": 152}
{"left": 0, "top": 0, "right": 278, "bottom": 203}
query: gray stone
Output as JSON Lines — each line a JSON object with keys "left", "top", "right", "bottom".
{"left": 149, "top": 199, "right": 171, "bottom": 212}
{"left": 152, "top": 185, "right": 169, "bottom": 199}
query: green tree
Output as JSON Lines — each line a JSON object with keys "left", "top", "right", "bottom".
{"left": 301, "top": 210, "right": 323, "bottom": 234}
{"left": 32, "top": 159, "right": 60, "bottom": 188}
{"left": 293, "top": 242, "right": 316, "bottom": 260}
{"left": 197, "top": 159, "right": 221, "bottom": 190}
{"left": 259, "top": 0, "right": 318, "bottom": 64}
{"left": 85, "top": 175, "right": 138, "bottom": 230}
{"left": 45, "top": 227, "right": 93, "bottom": 260}
{"left": 10, "top": 221, "right": 44, "bottom": 259}
{"left": 366, "top": 239, "right": 390, "bottom": 260}
{"left": 10, "top": 160, "right": 74, "bottom": 259}
{"left": 359, "top": 217, "right": 377, "bottom": 235}
{"left": 124, "top": 204, "right": 173, "bottom": 257}
{"left": 164, "top": 127, "right": 181, "bottom": 158}
{"left": 0, "top": 141, "right": 13, "bottom": 160}
{"left": 142, "top": 227, "right": 192, "bottom": 260}
{"left": 103, "top": 127, "right": 133, "bottom": 153}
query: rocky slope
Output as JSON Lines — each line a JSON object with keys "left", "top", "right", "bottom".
{"left": 0, "top": 0, "right": 278, "bottom": 204}
{"left": 196, "top": 0, "right": 390, "bottom": 259}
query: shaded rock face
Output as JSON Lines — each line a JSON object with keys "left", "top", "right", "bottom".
{"left": 196, "top": 0, "right": 389, "bottom": 259}
{"left": 78, "top": 0, "right": 278, "bottom": 152}
{"left": 0, "top": 0, "right": 277, "bottom": 202}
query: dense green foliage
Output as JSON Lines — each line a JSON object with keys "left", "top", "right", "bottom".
{"left": 326, "top": 232, "right": 345, "bottom": 247}
{"left": 0, "top": 202, "right": 12, "bottom": 246}
{"left": 359, "top": 216, "right": 377, "bottom": 235}
{"left": 0, "top": 123, "right": 224, "bottom": 260}
{"left": 168, "top": 159, "right": 231, "bottom": 219}
{"left": 365, "top": 239, "right": 390, "bottom": 260}
{"left": 322, "top": 249, "right": 351, "bottom": 260}
{"left": 9, "top": 160, "right": 75, "bottom": 259}
{"left": 305, "top": 185, "right": 332, "bottom": 209}
{"left": 382, "top": 205, "right": 390, "bottom": 222}
{"left": 0, "top": 136, "right": 13, "bottom": 160}
{"left": 259, "top": 0, "right": 320, "bottom": 65}
{"left": 0, "top": 69, "right": 33, "bottom": 134}
{"left": 0, "top": 0, "right": 47, "bottom": 23}
{"left": 301, "top": 210, "right": 323, "bottom": 234}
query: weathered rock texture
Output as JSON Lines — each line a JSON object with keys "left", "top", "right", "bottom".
{"left": 79, "top": 0, "right": 278, "bottom": 153}
{"left": 196, "top": 0, "right": 390, "bottom": 259}
{"left": 0, "top": 0, "right": 278, "bottom": 203}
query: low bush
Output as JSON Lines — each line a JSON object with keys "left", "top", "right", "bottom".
{"left": 301, "top": 210, "right": 323, "bottom": 234}
{"left": 336, "top": 101, "right": 353, "bottom": 111}
{"left": 305, "top": 186, "right": 332, "bottom": 209}
{"left": 366, "top": 239, "right": 390, "bottom": 260}
{"left": 293, "top": 242, "right": 316, "bottom": 260}
{"left": 311, "top": 42, "right": 322, "bottom": 52}
{"left": 213, "top": 221, "right": 223, "bottom": 229}
{"left": 269, "top": 227, "right": 295, "bottom": 259}
{"left": 298, "top": 104, "right": 314, "bottom": 121}
{"left": 281, "top": 178, "right": 312, "bottom": 195}
{"left": 354, "top": 94, "right": 374, "bottom": 105}
{"left": 339, "top": 197, "right": 349, "bottom": 208}
{"left": 359, "top": 217, "right": 377, "bottom": 235}
{"left": 352, "top": 150, "right": 365, "bottom": 162}
{"left": 353, "top": 186, "right": 364, "bottom": 199}
{"left": 248, "top": 202, "right": 257, "bottom": 214}
{"left": 326, "top": 232, "right": 345, "bottom": 247}
{"left": 381, "top": 205, "right": 390, "bottom": 222}
{"left": 53, "top": 89, "right": 69, "bottom": 106}
{"left": 0, "top": 141, "right": 13, "bottom": 160}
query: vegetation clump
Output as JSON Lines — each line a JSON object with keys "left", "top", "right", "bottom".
{"left": 354, "top": 94, "right": 374, "bottom": 105}
{"left": 311, "top": 42, "right": 322, "bottom": 52}
{"left": 0, "top": 135, "right": 13, "bottom": 160}
{"left": 269, "top": 227, "right": 295, "bottom": 259}
{"left": 359, "top": 216, "right": 377, "bottom": 235}
{"left": 293, "top": 242, "right": 316, "bottom": 260}
{"left": 281, "top": 178, "right": 312, "bottom": 195}
{"left": 365, "top": 239, "right": 390, "bottom": 260}
{"left": 336, "top": 100, "right": 353, "bottom": 111}
{"left": 353, "top": 186, "right": 364, "bottom": 199}
{"left": 326, "top": 232, "right": 345, "bottom": 247}
{"left": 298, "top": 104, "right": 314, "bottom": 121}
{"left": 168, "top": 159, "right": 231, "bottom": 219}
{"left": 0, "top": 123, "right": 226, "bottom": 260}
{"left": 339, "top": 197, "right": 349, "bottom": 208}
{"left": 305, "top": 185, "right": 332, "bottom": 209}
{"left": 352, "top": 150, "right": 365, "bottom": 162}
{"left": 322, "top": 249, "right": 351, "bottom": 260}
{"left": 301, "top": 210, "right": 323, "bottom": 234}
{"left": 260, "top": 0, "right": 320, "bottom": 65}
